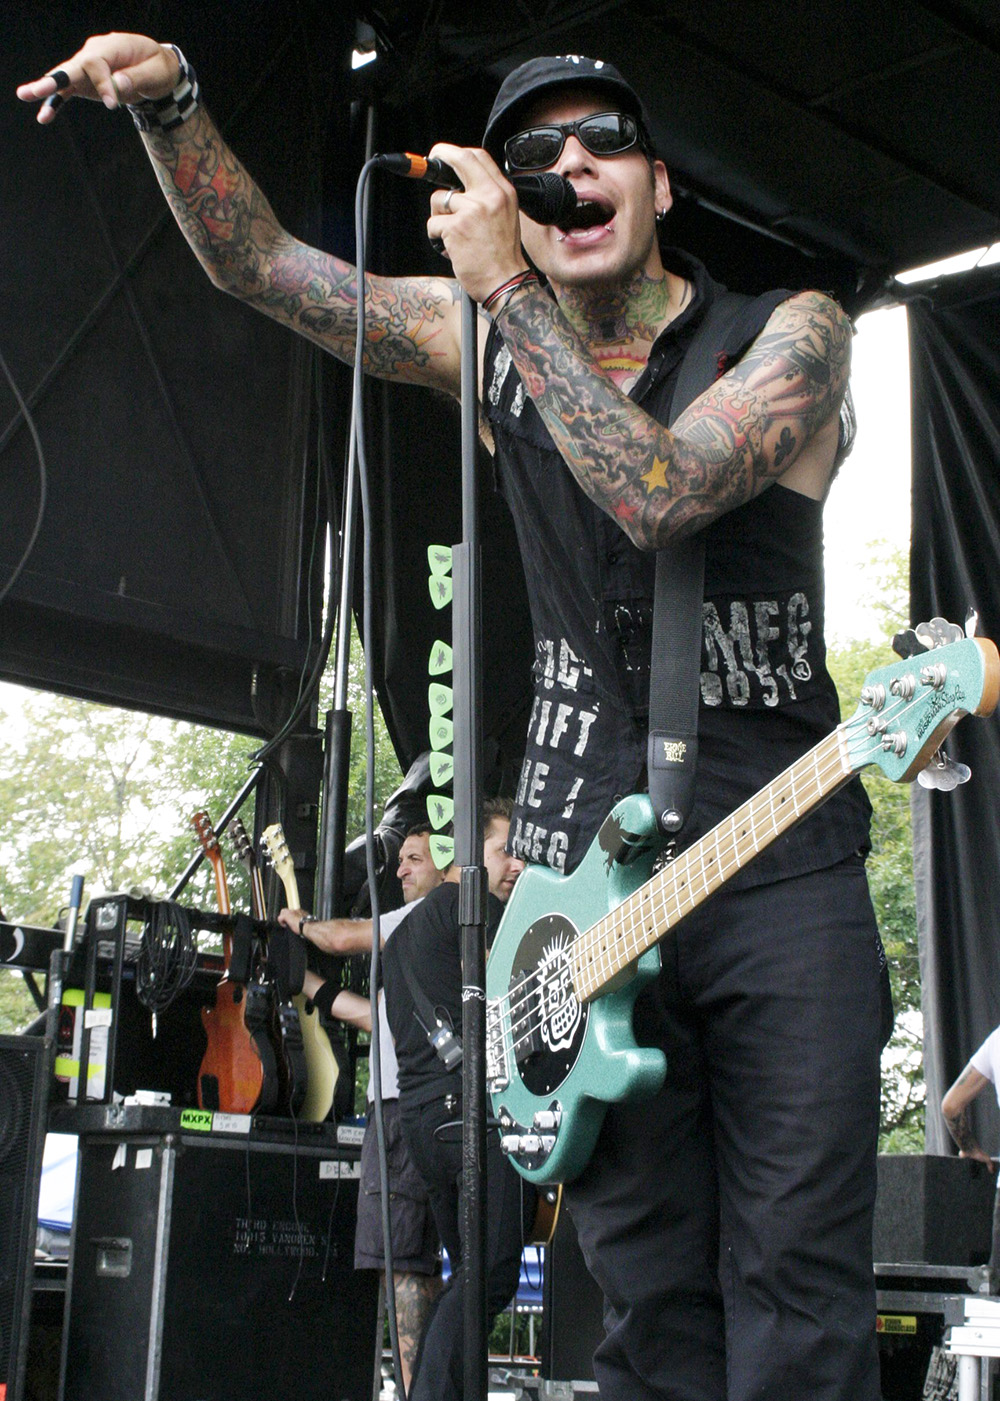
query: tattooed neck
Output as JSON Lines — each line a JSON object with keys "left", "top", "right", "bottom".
{"left": 554, "top": 269, "right": 682, "bottom": 348}
{"left": 548, "top": 269, "right": 688, "bottom": 391}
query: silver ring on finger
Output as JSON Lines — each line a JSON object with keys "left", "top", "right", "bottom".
{"left": 442, "top": 189, "right": 455, "bottom": 214}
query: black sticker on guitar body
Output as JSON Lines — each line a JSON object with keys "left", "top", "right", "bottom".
{"left": 509, "top": 914, "right": 588, "bottom": 1096}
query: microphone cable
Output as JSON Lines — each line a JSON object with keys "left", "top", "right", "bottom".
{"left": 353, "top": 153, "right": 409, "bottom": 1401}
{"left": 248, "top": 350, "right": 339, "bottom": 765}
{"left": 0, "top": 343, "right": 48, "bottom": 608}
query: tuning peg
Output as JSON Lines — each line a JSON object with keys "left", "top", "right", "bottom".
{"left": 966, "top": 608, "right": 979, "bottom": 638}
{"left": 917, "top": 748, "right": 972, "bottom": 791}
{"left": 892, "top": 628, "right": 927, "bottom": 660}
{"left": 914, "top": 618, "right": 965, "bottom": 651}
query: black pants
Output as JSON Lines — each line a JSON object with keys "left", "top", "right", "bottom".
{"left": 399, "top": 1093, "right": 536, "bottom": 1401}
{"left": 566, "top": 857, "right": 891, "bottom": 1401}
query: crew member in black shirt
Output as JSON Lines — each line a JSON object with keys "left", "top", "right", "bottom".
{"left": 381, "top": 798, "right": 529, "bottom": 1401}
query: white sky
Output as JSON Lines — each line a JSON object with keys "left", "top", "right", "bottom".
{"left": 824, "top": 303, "right": 911, "bottom": 643}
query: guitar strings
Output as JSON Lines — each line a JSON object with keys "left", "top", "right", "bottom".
{"left": 499, "top": 734, "right": 856, "bottom": 1060}
{"left": 501, "top": 695, "right": 911, "bottom": 1022}
{"left": 494, "top": 700, "right": 918, "bottom": 1061}
{"left": 503, "top": 694, "right": 924, "bottom": 1063}
{"left": 495, "top": 728, "right": 856, "bottom": 1036}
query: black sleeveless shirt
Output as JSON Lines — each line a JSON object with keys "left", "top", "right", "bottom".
{"left": 483, "top": 250, "right": 871, "bottom": 883}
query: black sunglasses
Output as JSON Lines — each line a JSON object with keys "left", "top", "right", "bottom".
{"left": 504, "top": 111, "right": 641, "bottom": 172}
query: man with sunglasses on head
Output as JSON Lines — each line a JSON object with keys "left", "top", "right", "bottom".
{"left": 19, "top": 39, "right": 887, "bottom": 1401}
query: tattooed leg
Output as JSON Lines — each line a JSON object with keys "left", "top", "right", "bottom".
{"left": 391, "top": 1269, "right": 443, "bottom": 1393}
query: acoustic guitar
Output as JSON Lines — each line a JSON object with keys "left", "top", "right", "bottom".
{"left": 229, "top": 817, "right": 308, "bottom": 1118}
{"left": 485, "top": 625, "right": 1000, "bottom": 1186}
{"left": 261, "top": 822, "right": 340, "bottom": 1123}
{"left": 192, "top": 811, "right": 277, "bottom": 1114}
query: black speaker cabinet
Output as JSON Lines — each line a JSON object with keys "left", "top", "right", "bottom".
{"left": 59, "top": 1129, "right": 377, "bottom": 1401}
{"left": 0, "top": 1035, "right": 50, "bottom": 1401}
{"left": 874, "top": 1154, "right": 996, "bottom": 1266}
{"left": 540, "top": 1202, "right": 605, "bottom": 1382}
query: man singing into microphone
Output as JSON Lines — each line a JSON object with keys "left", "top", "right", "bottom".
{"left": 19, "top": 38, "right": 889, "bottom": 1401}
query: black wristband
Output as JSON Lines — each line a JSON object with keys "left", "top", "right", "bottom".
{"left": 310, "top": 980, "right": 339, "bottom": 1021}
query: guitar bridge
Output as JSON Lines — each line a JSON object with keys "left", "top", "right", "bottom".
{"left": 485, "top": 998, "right": 509, "bottom": 1092}
{"left": 498, "top": 1104, "right": 561, "bottom": 1171}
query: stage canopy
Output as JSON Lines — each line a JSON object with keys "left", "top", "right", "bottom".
{"left": 4, "top": 0, "right": 999, "bottom": 742}
{"left": 3, "top": 2, "right": 1000, "bottom": 1113}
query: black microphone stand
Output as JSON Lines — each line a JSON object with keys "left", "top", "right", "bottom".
{"left": 352, "top": 158, "right": 491, "bottom": 1401}
{"left": 453, "top": 289, "right": 489, "bottom": 1401}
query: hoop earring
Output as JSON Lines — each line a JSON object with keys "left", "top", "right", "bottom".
{"left": 656, "top": 207, "right": 668, "bottom": 223}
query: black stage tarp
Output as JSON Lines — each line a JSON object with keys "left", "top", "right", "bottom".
{"left": 909, "top": 267, "right": 1000, "bottom": 1153}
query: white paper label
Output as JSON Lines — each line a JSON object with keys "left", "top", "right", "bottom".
{"left": 336, "top": 1123, "right": 365, "bottom": 1147}
{"left": 212, "top": 1113, "right": 252, "bottom": 1136}
{"left": 319, "top": 1160, "right": 360, "bottom": 1180}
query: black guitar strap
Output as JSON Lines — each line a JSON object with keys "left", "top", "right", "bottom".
{"left": 398, "top": 948, "right": 463, "bottom": 1069}
{"left": 647, "top": 288, "right": 790, "bottom": 835}
{"left": 229, "top": 912, "right": 255, "bottom": 985}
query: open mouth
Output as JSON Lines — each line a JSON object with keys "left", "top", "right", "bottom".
{"left": 559, "top": 197, "right": 615, "bottom": 233}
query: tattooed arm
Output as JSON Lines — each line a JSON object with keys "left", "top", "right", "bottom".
{"left": 17, "top": 34, "right": 464, "bottom": 394}
{"left": 496, "top": 285, "right": 851, "bottom": 547}
{"left": 941, "top": 1064, "right": 997, "bottom": 1169}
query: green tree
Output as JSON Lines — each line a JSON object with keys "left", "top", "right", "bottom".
{"left": 827, "top": 543, "right": 924, "bottom": 1151}
{"left": 0, "top": 687, "right": 261, "bottom": 1032}
{"left": 0, "top": 626, "right": 403, "bottom": 1035}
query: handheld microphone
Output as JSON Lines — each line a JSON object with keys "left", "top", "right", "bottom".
{"left": 374, "top": 152, "right": 577, "bottom": 226}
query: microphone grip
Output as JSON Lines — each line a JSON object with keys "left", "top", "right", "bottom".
{"left": 422, "top": 155, "right": 462, "bottom": 189}
{"left": 375, "top": 152, "right": 576, "bottom": 226}
{"left": 375, "top": 152, "right": 462, "bottom": 188}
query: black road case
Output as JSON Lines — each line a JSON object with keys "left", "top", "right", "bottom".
{"left": 58, "top": 1120, "right": 376, "bottom": 1401}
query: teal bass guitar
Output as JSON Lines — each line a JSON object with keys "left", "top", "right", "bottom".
{"left": 486, "top": 625, "right": 1000, "bottom": 1185}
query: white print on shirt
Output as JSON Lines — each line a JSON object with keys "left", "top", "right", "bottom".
{"left": 700, "top": 593, "right": 813, "bottom": 708}
{"left": 527, "top": 695, "right": 599, "bottom": 755}
{"left": 488, "top": 344, "right": 510, "bottom": 406}
{"left": 517, "top": 757, "right": 550, "bottom": 810}
{"left": 562, "top": 777, "right": 584, "bottom": 820}
{"left": 537, "top": 636, "right": 594, "bottom": 693}
{"left": 511, "top": 816, "right": 570, "bottom": 873}
{"left": 488, "top": 343, "right": 525, "bottom": 417}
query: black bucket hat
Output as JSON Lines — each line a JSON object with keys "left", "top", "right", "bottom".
{"left": 482, "top": 55, "right": 652, "bottom": 165}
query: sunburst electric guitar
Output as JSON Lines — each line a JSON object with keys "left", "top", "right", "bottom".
{"left": 192, "top": 811, "right": 277, "bottom": 1115}
{"left": 261, "top": 823, "right": 340, "bottom": 1123}
{"left": 486, "top": 625, "right": 1000, "bottom": 1186}
{"left": 229, "top": 817, "right": 308, "bottom": 1118}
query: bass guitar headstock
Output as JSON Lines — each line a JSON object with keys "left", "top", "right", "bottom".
{"left": 845, "top": 629, "right": 999, "bottom": 785}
